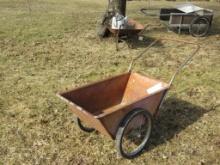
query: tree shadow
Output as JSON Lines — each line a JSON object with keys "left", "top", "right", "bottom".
{"left": 146, "top": 97, "right": 209, "bottom": 151}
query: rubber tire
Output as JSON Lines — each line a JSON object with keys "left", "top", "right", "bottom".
{"left": 75, "top": 117, "right": 95, "bottom": 133}
{"left": 116, "top": 108, "right": 153, "bottom": 159}
{"left": 189, "top": 16, "right": 210, "bottom": 37}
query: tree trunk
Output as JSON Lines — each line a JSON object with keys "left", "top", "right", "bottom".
{"left": 118, "top": 0, "right": 126, "bottom": 16}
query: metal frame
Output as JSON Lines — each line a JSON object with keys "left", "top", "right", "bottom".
{"left": 128, "top": 38, "right": 200, "bottom": 116}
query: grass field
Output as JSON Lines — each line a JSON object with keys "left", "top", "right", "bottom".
{"left": 0, "top": 0, "right": 220, "bottom": 164}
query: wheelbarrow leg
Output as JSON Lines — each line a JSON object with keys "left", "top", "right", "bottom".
{"left": 178, "top": 26, "right": 181, "bottom": 34}
{"left": 115, "top": 29, "right": 120, "bottom": 51}
{"left": 73, "top": 117, "right": 95, "bottom": 133}
{"left": 126, "top": 34, "right": 134, "bottom": 49}
{"left": 178, "top": 16, "right": 183, "bottom": 35}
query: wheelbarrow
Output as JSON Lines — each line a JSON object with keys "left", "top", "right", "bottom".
{"left": 107, "top": 18, "right": 146, "bottom": 51}
{"left": 57, "top": 39, "right": 200, "bottom": 158}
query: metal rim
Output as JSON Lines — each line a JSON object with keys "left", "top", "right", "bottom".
{"left": 189, "top": 17, "right": 210, "bottom": 37}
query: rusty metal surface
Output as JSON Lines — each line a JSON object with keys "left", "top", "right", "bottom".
{"left": 108, "top": 19, "right": 145, "bottom": 36}
{"left": 58, "top": 72, "right": 169, "bottom": 139}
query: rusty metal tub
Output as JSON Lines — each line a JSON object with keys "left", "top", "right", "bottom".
{"left": 57, "top": 38, "right": 200, "bottom": 158}
{"left": 58, "top": 72, "right": 169, "bottom": 139}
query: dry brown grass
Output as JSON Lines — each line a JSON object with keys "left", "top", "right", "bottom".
{"left": 0, "top": 0, "right": 220, "bottom": 164}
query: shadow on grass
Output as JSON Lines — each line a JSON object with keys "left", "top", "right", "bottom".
{"left": 209, "top": 24, "right": 220, "bottom": 36}
{"left": 146, "top": 97, "right": 209, "bottom": 151}
{"left": 207, "top": 13, "right": 220, "bottom": 36}
{"left": 119, "top": 35, "right": 164, "bottom": 49}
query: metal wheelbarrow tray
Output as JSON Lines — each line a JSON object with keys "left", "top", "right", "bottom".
{"left": 108, "top": 18, "right": 145, "bottom": 50}
{"left": 108, "top": 19, "right": 145, "bottom": 36}
{"left": 58, "top": 72, "right": 169, "bottom": 137}
{"left": 57, "top": 39, "right": 200, "bottom": 159}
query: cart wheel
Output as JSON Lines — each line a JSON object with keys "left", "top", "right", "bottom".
{"left": 189, "top": 17, "right": 210, "bottom": 37}
{"left": 74, "top": 117, "right": 95, "bottom": 133}
{"left": 116, "top": 108, "right": 152, "bottom": 159}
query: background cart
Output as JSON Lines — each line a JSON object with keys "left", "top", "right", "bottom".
{"left": 57, "top": 39, "right": 200, "bottom": 159}
{"left": 141, "top": 4, "right": 214, "bottom": 37}
{"left": 107, "top": 18, "right": 145, "bottom": 50}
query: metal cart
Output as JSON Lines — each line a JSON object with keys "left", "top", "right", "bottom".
{"left": 141, "top": 4, "right": 214, "bottom": 37}
{"left": 57, "top": 39, "right": 200, "bottom": 159}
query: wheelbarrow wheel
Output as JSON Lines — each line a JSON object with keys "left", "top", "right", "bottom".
{"left": 116, "top": 108, "right": 152, "bottom": 159}
{"left": 74, "top": 117, "right": 95, "bottom": 133}
{"left": 189, "top": 16, "right": 210, "bottom": 37}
